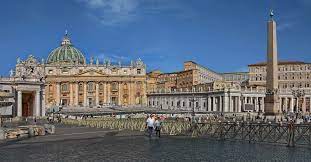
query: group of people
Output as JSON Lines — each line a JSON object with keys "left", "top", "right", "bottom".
{"left": 146, "top": 114, "right": 162, "bottom": 138}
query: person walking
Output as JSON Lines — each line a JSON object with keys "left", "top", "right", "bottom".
{"left": 146, "top": 114, "right": 155, "bottom": 138}
{"left": 155, "top": 117, "right": 161, "bottom": 138}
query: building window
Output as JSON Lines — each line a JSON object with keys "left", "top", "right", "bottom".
{"left": 87, "top": 82, "right": 94, "bottom": 91}
{"left": 111, "top": 82, "right": 118, "bottom": 91}
{"left": 61, "top": 83, "right": 68, "bottom": 92}
{"left": 48, "top": 69, "right": 53, "bottom": 74}
{"left": 79, "top": 83, "right": 83, "bottom": 91}
{"left": 137, "top": 69, "right": 141, "bottom": 74}
{"left": 99, "top": 83, "right": 104, "bottom": 90}
{"left": 112, "top": 68, "right": 118, "bottom": 74}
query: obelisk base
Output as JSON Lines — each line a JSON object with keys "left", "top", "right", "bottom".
{"left": 264, "top": 94, "right": 280, "bottom": 116}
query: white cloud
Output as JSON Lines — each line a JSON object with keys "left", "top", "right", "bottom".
{"left": 77, "top": 0, "right": 139, "bottom": 25}
{"left": 96, "top": 53, "right": 130, "bottom": 62}
{"left": 75, "top": 0, "right": 192, "bottom": 26}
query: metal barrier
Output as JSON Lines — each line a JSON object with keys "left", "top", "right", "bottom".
{"left": 61, "top": 118, "right": 311, "bottom": 147}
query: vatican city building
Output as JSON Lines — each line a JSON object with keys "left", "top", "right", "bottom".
{"left": 0, "top": 33, "right": 147, "bottom": 117}
{"left": 0, "top": 14, "right": 311, "bottom": 118}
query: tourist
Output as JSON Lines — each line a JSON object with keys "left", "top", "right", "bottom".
{"left": 146, "top": 114, "right": 155, "bottom": 138}
{"left": 155, "top": 117, "right": 161, "bottom": 138}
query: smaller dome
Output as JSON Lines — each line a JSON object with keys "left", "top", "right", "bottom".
{"left": 46, "top": 32, "right": 86, "bottom": 65}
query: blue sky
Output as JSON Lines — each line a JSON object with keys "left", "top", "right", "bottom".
{"left": 0, "top": 0, "right": 311, "bottom": 76}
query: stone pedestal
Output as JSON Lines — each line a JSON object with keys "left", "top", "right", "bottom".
{"left": 264, "top": 94, "right": 280, "bottom": 115}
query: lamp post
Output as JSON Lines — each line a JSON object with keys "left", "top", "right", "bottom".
{"left": 189, "top": 93, "right": 198, "bottom": 122}
{"left": 292, "top": 86, "right": 305, "bottom": 113}
{"left": 240, "top": 94, "right": 244, "bottom": 112}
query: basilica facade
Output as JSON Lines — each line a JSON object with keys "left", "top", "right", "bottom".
{"left": 0, "top": 33, "right": 147, "bottom": 117}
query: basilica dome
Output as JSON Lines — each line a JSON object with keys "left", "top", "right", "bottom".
{"left": 46, "top": 32, "right": 86, "bottom": 65}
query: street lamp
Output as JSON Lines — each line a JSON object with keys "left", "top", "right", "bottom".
{"left": 240, "top": 94, "right": 244, "bottom": 112}
{"left": 291, "top": 86, "right": 305, "bottom": 113}
{"left": 189, "top": 93, "right": 198, "bottom": 121}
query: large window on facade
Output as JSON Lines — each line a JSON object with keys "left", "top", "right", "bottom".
{"left": 136, "top": 81, "right": 142, "bottom": 90}
{"left": 111, "top": 82, "right": 118, "bottom": 91}
{"left": 79, "top": 83, "right": 83, "bottom": 91}
{"left": 87, "top": 82, "right": 94, "bottom": 91}
{"left": 99, "top": 83, "right": 104, "bottom": 91}
{"left": 61, "top": 83, "right": 68, "bottom": 92}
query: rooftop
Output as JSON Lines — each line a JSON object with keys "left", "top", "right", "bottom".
{"left": 248, "top": 61, "right": 311, "bottom": 66}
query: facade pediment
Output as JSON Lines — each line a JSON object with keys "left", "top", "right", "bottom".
{"left": 75, "top": 69, "right": 107, "bottom": 77}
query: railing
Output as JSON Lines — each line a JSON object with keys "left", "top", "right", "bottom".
{"left": 61, "top": 118, "right": 311, "bottom": 147}
{"left": 192, "top": 122, "right": 311, "bottom": 147}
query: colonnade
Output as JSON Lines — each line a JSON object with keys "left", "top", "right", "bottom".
{"left": 148, "top": 93, "right": 311, "bottom": 113}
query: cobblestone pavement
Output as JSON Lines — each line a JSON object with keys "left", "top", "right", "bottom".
{"left": 0, "top": 124, "right": 311, "bottom": 162}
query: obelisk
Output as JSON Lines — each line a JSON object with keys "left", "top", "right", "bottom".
{"left": 264, "top": 10, "right": 280, "bottom": 115}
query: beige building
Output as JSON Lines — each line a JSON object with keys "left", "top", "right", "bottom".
{"left": 148, "top": 61, "right": 223, "bottom": 93}
{"left": 184, "top": 61, "right": 223, "bottom": 83}
{"left": 146, "top": 70, "right": 162, "bottom": 93}
{"left": 248, "top": 61, "right": 311, "bottom": 89}
{"left": 156, "top": 72, "right": 178, "bottom": 92}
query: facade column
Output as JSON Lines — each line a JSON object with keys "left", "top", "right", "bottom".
{"left": 95, "top": 82, "right": 99, "bottom": 106}
{"left": 231, "top": 96, "right": 235, "bottom": 112}
{"left": 224, "top": 95, "right": 229, "bottom": 112}
{"left": 237, "top": 96, "right": 242, "bottom": 112}
{"left": 118, "top": 82, "right": 122, "bottom": 106}
{"left": 75, "top": 83, "right": 79, "bottom": 106}
{"left": 253, "top": 97, "right": 258, "bottom": 112}
{"left": 128, "top": 82, "right": 132, "bottom": 106}
{"left": 235, "top": 96, "right": 239, "bottom": 112}
{"left": 284, "top": 97, "right": 288, "bottom": 112}
{"left": 42, "top": 88, "right": 46, "bottom": 116}
{"left": 213, "top": 97, "right": 216, "bottom": 112}
{"left": 103, "top": 82, "right": 107, "bottom": 104}
{"left": 302, "top": 97, "right": 306, "bottom": 114}
{"left": 56, "top": 82, "right": 60, "bottom": 106}
{"left": 69, "top": 83, "right": 74, "bottom": 106}
{"left": 83, "top": 82, "right": 87, "bottom": 107}
{"left": 296, "top": 97, "right": 300, "bottom": 112}
{"left": 290, "top": 97, "right": 294, "bottom": 113}
{"left": 207, "top": 97, "right": 212, "bottom": 111}
{"left": 219, "top": 96, "right": 222, "bottom": 112}
{"left": 107, "top": 82, "right": 111, "bottom": 104}
{"left": 17, "top": 91, "right": 22, "bottom": 117}
{"left": 35, "top": 90, "right": 40, "bottom": 116}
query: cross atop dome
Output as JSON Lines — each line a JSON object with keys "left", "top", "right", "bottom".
{"left": 61, "top": 30, "right": 72, "bottom": 46}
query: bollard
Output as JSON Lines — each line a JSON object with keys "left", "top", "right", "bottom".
{"left": 28, "top": 127, "right": 35, "bottom": 137}
{"left": 0, "top": 128, "right": 5, "bottom": 140}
